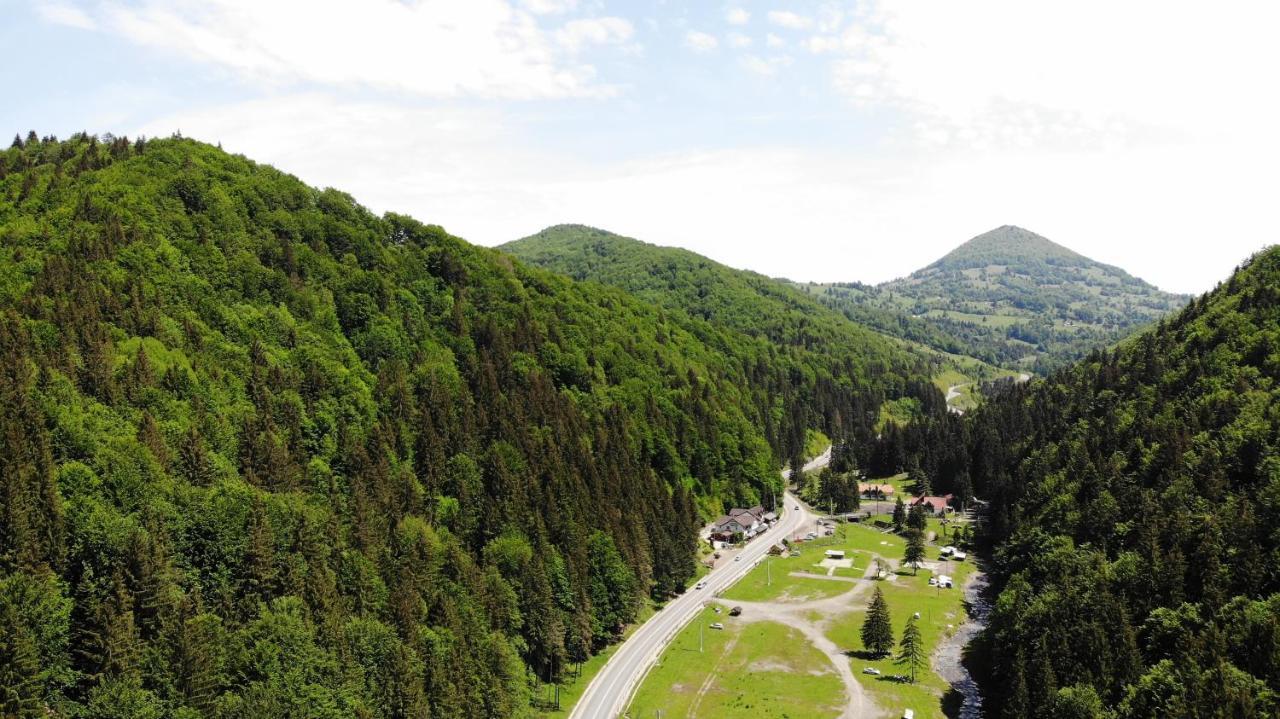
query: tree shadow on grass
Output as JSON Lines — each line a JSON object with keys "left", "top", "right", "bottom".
{"left": 941, "top": 687, "right": 965, "bottom": 718}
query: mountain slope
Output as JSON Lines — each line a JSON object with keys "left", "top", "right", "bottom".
{"left": 793, "top": 225, "right": 1189, "bottom": 372}
{"left": 0, "top": 134, "right": 888, "bottom": 717}
{"left": 962, "top": 248, "right": 1280, "bottom": 716}
{"left": 502, "top": 224, "right": 1004, "bottom": 440}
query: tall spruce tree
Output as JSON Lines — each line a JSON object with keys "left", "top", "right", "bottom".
{"left": 896, "top": 615, "right": 925, "bottom": 683}
{"left": 861, "top": 586, "right": 894, "bottom": 657}
{"left": 903, "top": 530, "right": 925, "bottom": 575}
{"left": 892, "top": 496, "right": 906, "bottom": 532}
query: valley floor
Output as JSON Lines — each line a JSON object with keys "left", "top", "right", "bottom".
{"left": 627, "top": 506, "right": 982, "bottom": 719}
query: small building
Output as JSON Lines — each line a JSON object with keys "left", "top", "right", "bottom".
{"left": 858, "top": 482, "right": 895, "bottom": 498}
{"left": 825, "top": 549, "right": 846, "bottom": 560}
{"left": 911, "top": 494, "right": 956, "bottom": 516}
{"left": 952, "top": 551, "right": 967, "bottom": 561}
{"left": 711, "top": 505, "right": 769, "bottom": 540}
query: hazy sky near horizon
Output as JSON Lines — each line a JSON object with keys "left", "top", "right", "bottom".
{"left": 5, "top": 0, "right": 1278, "bottom": 294}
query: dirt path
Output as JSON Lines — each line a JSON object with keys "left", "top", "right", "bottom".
{"left": 689, "top": 630, "right": 741, "bottom": 717}
{"left": 728, "top": 558, "right": 890, "bottom": 718}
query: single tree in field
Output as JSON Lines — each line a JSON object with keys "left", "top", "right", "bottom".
{"left": 896, "top": 615, "right": 925, "bottom": 683}
{"left": 892, "top": 496, "right": 906, "bottom": 531}
{"left": 903, "top": 530, "right": 925, "bottom": 575}
{"left": 861, "top": 586, "right": 894, "bottom": 657}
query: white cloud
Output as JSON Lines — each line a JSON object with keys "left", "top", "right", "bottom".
{"left": 767, "top": 10, "right": 811, "bottom": 30}
{"left": 726, "top": 7, "right": 750, "bottom": 25}
{"left": 520, "top": 0, "right": 577, "bottom": 14}
{"left": 740, "top": 54, "right": 793, "bottom": 77}
{"left": 765, "top": 32, "right": 785, "bottom": 48}
{"left": 55, "top": 0, "right": 623, "bottom": 99}
{"left": 727, "top": 32, "right": 752, "bottom": 49}
{"left": 36, "top": 2, "right": 96, "bottom": 30}
{"left": 555, "top": 17, "right": 633, "bottom": 53}
{"left": 685, "top": 30, "right": 719, "bottom": 52}
{"left": 823, "top": 0, "right": 1280, "bottom": 152}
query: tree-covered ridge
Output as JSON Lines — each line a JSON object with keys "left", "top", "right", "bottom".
{"left": 795, "top": 225, "right": 1189, "bottom": 373}
{"left": 501, "top": 224, "right": 965, "bottom": 460}
{"left": 965, "top": 246, "right": 1280, "bottom": 716}
{"left": 0, "top": 132, "right": 830, "bottom": 717}
{"left": 503, "top": 224, "right": 916, "bottom": 362}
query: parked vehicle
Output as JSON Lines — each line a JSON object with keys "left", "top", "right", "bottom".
{"left": 862, "top": 667, "right": 881, "bottom": 675}
{"left": 729, "top": 606, "right": 743, "bottom": 616}
{"left": 709, "top": 622, "right": 724, "bottom": 630}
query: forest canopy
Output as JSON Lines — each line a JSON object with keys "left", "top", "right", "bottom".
{"left": 0, "top": 133, "right": 944, "bottom": 716}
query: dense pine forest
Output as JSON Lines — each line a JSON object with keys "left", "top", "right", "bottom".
{"left": 954, "top": 250, "right": 1280, "bottom": 716}
{"left": 503, "top": 224, "right": 964, "bottom": 468}
{"left": 823, "top": 246, "right": 1280, "bottom": 716}
{"left": 0, "top": 132, "right": 943, "bottom": 717}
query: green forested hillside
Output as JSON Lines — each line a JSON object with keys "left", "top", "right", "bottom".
{"left": 793, "top": 226, "right": 1188, "bottom": 373}
{"left": 0, "top": 133, "right": 917, "bottom": 717}
{"left": 959, "top": 248, "right": 1280, "bottom": 716}
{"left": 501, "top": 224, "right": 995, "bottom": 452}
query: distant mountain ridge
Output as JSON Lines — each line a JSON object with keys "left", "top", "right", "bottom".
{"left": 794, "top": 225, "right": 1189, "bottom": 373}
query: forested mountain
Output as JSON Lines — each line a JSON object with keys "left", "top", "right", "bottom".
{"left": 0, "top": 133, "right": 935, "bottom": 717}
{"left": 956, "top": 248, "right": 1280, "bottom": 716}
{"left": 501, "top": 224, "right": 983, "bottom": 446}
{"left": 792, "top": 225, "right": 1189, "bottom": 373}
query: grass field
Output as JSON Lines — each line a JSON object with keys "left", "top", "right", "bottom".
{"left": 719, "top": 523, "right": 904, "bottom": 604}
{"left": 623, "top": 508, "right": 980, "bottom": 719}
{"left": 824, "top": 533, "right": 975, "bottom": 719}
{"left": 628, "top": 612, "right": 845, "bottom": 719}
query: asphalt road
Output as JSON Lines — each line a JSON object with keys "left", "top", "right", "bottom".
{"left": 569, "top": 448, "right": 831, "bottom": 719}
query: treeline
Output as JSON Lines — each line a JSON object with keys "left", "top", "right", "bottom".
{"left": 829, "top": 248, "right": 1280, "bottom": 715}
{"left": 957, "top": 250, "right": 1280, "bottom": 716}
{"left": 0, "top": 133, "right": 858, "bottom": 716}
{"left": 502, "top": 224, "right": 945, "bottom": 470}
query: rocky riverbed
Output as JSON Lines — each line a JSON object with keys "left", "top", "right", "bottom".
{"left": 932, "top": 567, "right": 991, "bottom": 718}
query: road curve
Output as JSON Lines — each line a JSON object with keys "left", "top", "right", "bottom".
{"left": 569, "top": 448, "right": 831, "bottom": 719}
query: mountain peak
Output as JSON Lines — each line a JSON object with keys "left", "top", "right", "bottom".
{"left": 925, "top": 225, "right": 1088, "bottom": 273}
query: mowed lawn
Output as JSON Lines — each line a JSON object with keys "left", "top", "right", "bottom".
{"left": 826, "top": 559, "right": 976, "bottom": 719}
{"left": 719, "top": 523, "right": 904, "bottom": 603}
{"left": 629, "top": 610, "right": 845, "bottom": 719}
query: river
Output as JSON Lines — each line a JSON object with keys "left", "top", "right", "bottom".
{"left": 932, "top": 565, "right": 991, "bottom": 718}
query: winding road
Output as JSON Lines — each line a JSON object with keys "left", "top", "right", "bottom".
{"left": 569, "top": 448, "right": 832, "bottom": 719}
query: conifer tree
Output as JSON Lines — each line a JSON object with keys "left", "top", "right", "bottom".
{"left": 907, "top": 502, "right": 927, "bottom": 532}
{"left": 896, "top": 615, "right": 925, "bottom": 683}
{"left": 892, "top": 496, "right": 906, "bottom": 531}
{"left": 860, "top": 586, "right": 894, "bottom": 657}
{"left": 903, "top": 530, "right": 925, "bottom": 575}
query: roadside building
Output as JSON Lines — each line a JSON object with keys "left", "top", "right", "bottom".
{"left": 911, "top": 494, "right": 956, "bottom": 516}
{"left": 858, "top": 482, "right": 895, "bottom": 499}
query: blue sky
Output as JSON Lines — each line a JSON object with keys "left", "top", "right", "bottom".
{"left": 5, "top": 1, "right": 1279, "bottom": 293}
